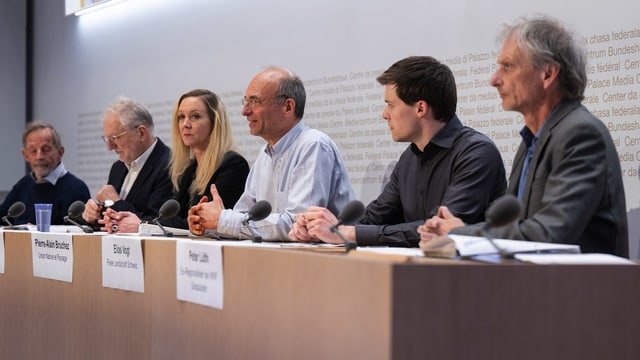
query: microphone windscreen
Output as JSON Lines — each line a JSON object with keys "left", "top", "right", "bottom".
{"left": 337, "top": 200, "right": 365, "bottom": 225}
{"left": 248, "top": 200, "right": 272, "bottom": 222}
{"left": 68, "top": 200, "right": 86, "bottom": 218}
{"left": 7, "top": 201, "right": 26, "bottom": 218}
{"left": 485, "top": 195, "right": 521, "bottom": 228}
{"left": 158, "top": 199, "right": 180, "bottom": 219}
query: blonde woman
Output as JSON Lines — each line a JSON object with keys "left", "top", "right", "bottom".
{"left": 166, "top": 88, "right": 248, "bottom": 228}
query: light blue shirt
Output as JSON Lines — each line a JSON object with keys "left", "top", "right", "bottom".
{"left": 217, "top": 121, "right": 355, "bottom": 241}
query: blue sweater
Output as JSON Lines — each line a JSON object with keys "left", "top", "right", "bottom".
{"left": 0, "top": 172, "right": 91, "bottom": 225}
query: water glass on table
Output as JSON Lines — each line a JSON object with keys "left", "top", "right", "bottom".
{"left": 35, "top": 203, "right": 53, "bottom": 232}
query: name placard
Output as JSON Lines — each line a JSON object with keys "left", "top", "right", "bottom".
{"left": 31, "top": 232, "right": 74, "bottom": 282}
{"left": 176, "top": 239, "right": 224, "bottom": 309}
{"left": 0, "top": 230, "right": 5, "bottom": 274}
{"left": 101, "top": 235, "right": 144, "bottom": 293}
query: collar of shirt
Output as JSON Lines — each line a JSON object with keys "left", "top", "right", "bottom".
{"left": 519, "top": 126, "right": 537, "bottom": 149}
{"left": 519, "top": 106, "right": 559, "bottom": 148}
{"left": 32, "top": 161, "right": 68, "bottom": 185}
{"left": 264, "top": 121, "right": 305, "bottom": 157}
{"left": 410, "top": 114, "right": 463, "bottom": 158}
{"left": 520, "top": 103, "right": 563, "bottom": 147}
{"left": 125, "top": 138, "right": 157, "bottom": 173}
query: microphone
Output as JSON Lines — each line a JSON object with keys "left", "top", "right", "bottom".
{"left": 2, "top": 201, "right": 28, "bottom": 230}
{"left": 63, "top": 200, "right": 94, "bottom": 233}
{"left": 242, "top": 200, "right": 272, "bottom": 243}
{"left": 330, "top": 200, "right": 365, "bottom": 253}
{"left": 479, "top": 195, "right": 521, "bottom": 258}
{"left": 151, "top": 199, "right": 180, "bottom": 237}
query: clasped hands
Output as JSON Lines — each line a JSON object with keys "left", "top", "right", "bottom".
{"left": 99, "top": 208, "right": 140, "bottom": 233}
{"left": 288, "top": 206, "right": 353, "bottom": 244}
{"left": 417, "top": 206, "right": 465, "bottom": 248}
{"left": 188, "top": 184, "right": 225, "bottom": 236}
{"left": 289, "top": 204, "right": 465, "bottom": 248}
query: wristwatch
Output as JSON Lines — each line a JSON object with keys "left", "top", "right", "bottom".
{"left": 98, "top": 199, "right": 115, "bottom": 212}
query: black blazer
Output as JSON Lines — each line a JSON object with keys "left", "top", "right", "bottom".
{"left": 108, "top": 138, "right": 173, "bottom": 221}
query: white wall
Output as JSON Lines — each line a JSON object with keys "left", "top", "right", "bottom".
{"left": 0, "top": 0, "right": 27, "bottom": 194}
{"left": 30, "top": 0, "right": 640, "bottom": 257}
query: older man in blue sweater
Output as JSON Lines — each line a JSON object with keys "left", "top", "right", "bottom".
{"left": 0, "top": 121, "right": 90, "bottom": 225}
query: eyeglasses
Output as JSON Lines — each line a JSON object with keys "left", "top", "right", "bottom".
{"left": 100, "top": 130, "right": 128, "bottom": 144}
{"left": 241, "top": 94, "right": 287, "bottom": 108}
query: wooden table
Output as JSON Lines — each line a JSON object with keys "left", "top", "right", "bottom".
{"left": 1, "top": 231, "right": 638, "bottom": 359}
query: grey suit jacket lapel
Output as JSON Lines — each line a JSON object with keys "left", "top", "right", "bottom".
{"left": 514, "top": 100, "right": 581, "bottom": 215}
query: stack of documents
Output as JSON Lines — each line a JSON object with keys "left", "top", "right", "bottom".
{"left": 514, "top": 253, "right": 635, "bottom": 265}
{"left": 448, "top": 235, "right": 635, "bottom": 264}
{"left": 449, "top": 234, "right": 580, "bottom": 257}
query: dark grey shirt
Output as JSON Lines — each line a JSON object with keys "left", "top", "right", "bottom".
{"left": 355, "top": 115, "right": 507, "bottom": 247}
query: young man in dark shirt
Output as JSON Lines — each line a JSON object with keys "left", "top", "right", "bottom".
{"left": 289, "top": 56, "right": 507, "bottom": 247}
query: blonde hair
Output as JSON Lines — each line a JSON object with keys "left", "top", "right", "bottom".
{"left": 169, "top": 89, "right": 235, "bottom": 195}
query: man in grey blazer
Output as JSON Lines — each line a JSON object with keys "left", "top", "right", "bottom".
{"left": 419, "top": 15, "right": 628, "bottom": 257}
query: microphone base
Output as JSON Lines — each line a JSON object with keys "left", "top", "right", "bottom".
{"left": 3, "top": 225, "right": 28, "bottom": 231}
{"left": 152, "top": 232, "right": 174, "bottom": 237}
{"left": 152, "top": 219, "right": 174, "bottom": 237}
{"left": 243, "top": 220, "right": 263, "bottom": 243}
{"left": 331, "top": 228, "right": 357, "bottom": 253}
{"left": 64, "top": 216, "right": 94, "bottom": 233}
{"left": 479, "top": 228, "right": 512, "bottom": 259}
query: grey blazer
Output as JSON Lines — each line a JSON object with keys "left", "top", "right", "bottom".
{"left": 453, "top": 100, "right": 628, "bottom": 257}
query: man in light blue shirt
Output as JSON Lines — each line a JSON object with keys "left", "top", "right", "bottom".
{"left": 188, "top": 67, "right": 355, "bottom": 240}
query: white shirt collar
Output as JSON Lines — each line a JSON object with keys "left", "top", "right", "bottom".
{"left": 125, "top": 138, "right": 157, "bottom": 172}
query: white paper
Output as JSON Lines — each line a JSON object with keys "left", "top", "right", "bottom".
{"left": 0, "top": 230, "right": 5, "bottom": 274}
{"left": 278, "top": 242, "right": 344, "bottom": 249}
{"left": 31, "top": 232, "right": 74, "bottom": 282}
{"left": 355, "top": 246, "right": 425, "bottom": 257}
{"left": 176, "top": 240, "right": 224, "bottom": 309}
{"left": 449, "top": 234, "right": 580, "bottom": 257}
{"left": 101, "top": 235, "right": 145, "bottom": 293}
{"left": 138, "top": 223, "right": 192, "bottom": 237}
{"left": 515, "top": 253, "right": 636, "bottom": 265}
{"left": 192, "top": 239, "right": 282, "bottom": 248}
{"left": 26, "top": 224, "right": 89, "bottom": 233}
